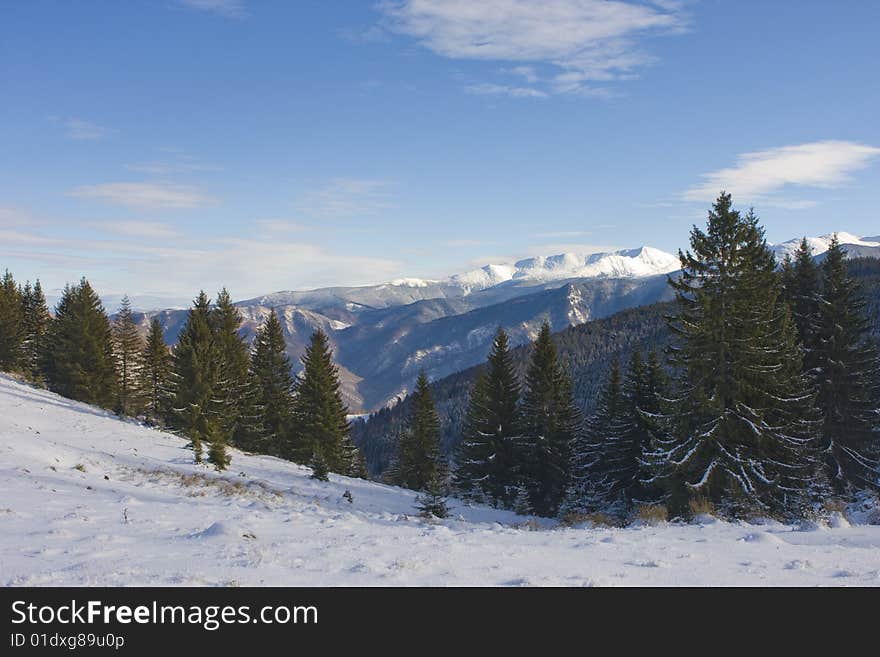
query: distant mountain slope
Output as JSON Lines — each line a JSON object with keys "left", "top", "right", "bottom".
{"left": 139, "top": 247, "right": 680, "bottom": 411}
{"left": 354, "top": 257, "right": 880, "bottom": 477}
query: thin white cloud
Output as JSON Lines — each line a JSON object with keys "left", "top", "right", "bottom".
{"left": 94, "top": 221, "right": 181, "bottom": 239}
{"left": 295, "top": 178, "right": 393, "bottom": 218}
{"left": 48, "top": 116, "right": 113, "bottom": 140}
{"left": 533, "top": 230, "right": 592, "bottom": 238}
{"left": 124, "top": 161, "right": 219, "bottom": 176}
{"left": 466, "top": 83, "right": 547, "bottom": 98}
{"left": 378, "top": 0, "right": 688, "bottom": 96}
{"left": 179, "top": 0, "right": 245, "bottom": 17}
{"left": 1, "top": 224, "right": 401, "bottom": 302}
{"left": 69, "top": 182, "right": 216, "bottom": 209}
{"left": 66, "top": 118, "right": 113, "bottom": 140}
{"left": 683, "top": 140, "right": 880, "bottom": 205}
{"left": 526, "top": 242, "right": 621, "bottom": 256}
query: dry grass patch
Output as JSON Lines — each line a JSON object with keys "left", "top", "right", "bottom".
{"left": 636, "top": 504, "right": 668, "bottom": 524}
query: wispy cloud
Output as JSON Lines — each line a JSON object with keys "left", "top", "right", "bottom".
{"left": 683, "top": 140, "right": 880, "bottom": 205}
{"left": 0, "top": 224, "right": 400, "bottom": 302}
{"left": 378, "top": 0, "right": 688, "bottom": 96}
{"left": 48, "top": 116, "right": 114, "bottom": 140}
{"left": 179, "top": 0, "right": 245, "bottom": 18}
{"left": 532, "top": 230, "right": 592, "bottom": 238}
{"left": 465, "top": 83, "right": 547, "bottom": 98}
{"left": 93, "top": 221, "right": 181, "bottom": 239}
{"left": 124, "top": 161, "right": 219, "bottom": 176}
{"left": 69, "top": 182, "right": 216, "bottom": 209}
{"left": 295, "top": 178, "right": 394, "bottom": 219}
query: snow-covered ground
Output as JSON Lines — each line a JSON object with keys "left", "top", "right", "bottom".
{"left": 1, "top": 374, "right": 879, "bottom": 587}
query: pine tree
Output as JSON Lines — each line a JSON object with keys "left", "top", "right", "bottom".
{"left": 168, "top": 291, "right": 219, "bottom": 463}
{"left": 518, "top": 321, "right": 582, "bottom": 517}
{"left": 454, "top": 371, "right": 491, "bottom": 498}
{"left": 780, "top": 238, "right": 822, "bottom": 376}
{"left": 393, "top": 371, "right": 445, "bottom": 491}
{"left": 112, "top": 295, "right": 145, "bottom": 416}
{"left": 45, "top": 278, "right": 118, "bottom": 408}
{"left": 20, "top": 279, "right": 50, "bottom": 381}
{"left": 292, "top": 329, "right": 363, "bottom": 475}
{"left": 814, "top": 236, "right": 880, "bottom": 491}
{"left": 140, "top": 318, "right": 171, "bottom": 423}
{"left": 564, "top": 359, "right": 629, "bottom": 517}
{"left": 242, "top": 309, "right": 295, "bottom": 455}
{"left": 635, "top": 350, "right": 673, "bottom": 505}
{"left": 209, "top": 288, "right": 249, "bottom": 445}
{"left": 0, "top": 270, "right": 23, "bottom": 371}
{"left": 652, "top": 193, "right": 818, "bottom": 519}
{"left": 415, "top": 471, "right": 449, "bottom": 519}
{"left": 207, "top": 423, "right": 231, "bottom": 471}
{"left": 454, "top": 327, "right": 521, "bottom": 506}
{"left": 512, "top": 484, "right": 533, "bottom": 516}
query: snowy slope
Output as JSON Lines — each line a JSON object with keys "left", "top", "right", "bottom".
{"left": 3, "top": 374, "right": 879, "bottom": 587}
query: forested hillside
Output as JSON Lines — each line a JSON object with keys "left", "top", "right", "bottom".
{"left": 354, "top": 257, "right": 880, "bottom": 478}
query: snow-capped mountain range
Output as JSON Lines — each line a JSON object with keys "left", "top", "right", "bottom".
{"left": 137, "top": 233, "right": 876, "bottom": 412}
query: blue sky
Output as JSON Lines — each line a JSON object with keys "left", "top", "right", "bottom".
{"left": 2, "top": 0, "right": 879, "bottom": 307}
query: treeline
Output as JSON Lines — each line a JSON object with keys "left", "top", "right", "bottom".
{"left": 0, "top": 280, "right": 366, "bottom": 478}
{"left": 377, "top": 193, "right": 880, "bottom": 521}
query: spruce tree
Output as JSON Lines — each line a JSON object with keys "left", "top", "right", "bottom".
{"left": 243, "top": 309, "right": 295, "bottom": 455}
{"left": 45, "top": 278, "right": 117, "bottom": 408}
{"left": 564, "top": 359, "right": 629, "bottom": 517}
{"left": 780, "top": 238, "right": 822, "bottom": 376}
{"left": 0, "top": 270, "right": 23, "bottom": 371}
{"left": 168, "top": 291, "right": 219, "bottom": 463}
{"left": 454, "top": 371, "right": 491, "bottom": 498}
{"left": 814, "top": 236, "right": 880, "bottom": 491}
{"left": 140, "top": 318, "right": 171, "bottom": 423}
{"left": 292, "top": 329, "right": 362, "bottom": 475}
{"left": 652, "top": 193, "right": 818, "bottom": 518}
{"left": 393, "top": 371, "right": 445, "bottom": 491}
{"left": 518, "top": 321, "right": 582, "bottom": 516}
{"left": 209, "top": 288, "right": 249, "bottom": 445}
{"left": 20, "top": 279, "right": 50, "bottom": 381}
{"left": 415, "top": 471, "right": 449, "bottom": 519}
{"left": 112, "top": 295, "right": 145, "bottom": 416}
{"left": 454, "top": 327, "right": 521, "bottom": 506}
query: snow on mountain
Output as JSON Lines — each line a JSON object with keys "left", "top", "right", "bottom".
{"left": 3, "top": 374, "right": 880, "bottom": 586}
{"left": 510, "top": 247, "right": 681, "bottom": 282}
{"left": 397, "top": 246, "right": 681, "bottom": 296}
{"left": 771, "top": 232, "right": 880, "bottom": 260}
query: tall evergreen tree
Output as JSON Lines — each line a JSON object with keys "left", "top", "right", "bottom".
{"left": 140, "top": 318, "right": 171, "bottom": 423}
{"left": 393, "top": 371, "right": 445, "bottom": 491}
{"left": 454, "top": 327, "right": 521, "bottom": 506}
{"left": 0, "top": 270, "right": 23, "bottom": 371}
{"left": 780, "top": 238, "right": 822, "bottom": 376}
{"left": 45, "top": 278, "right": 117, "bottom": 408}
{"left": 518, "top": 321, "right": 582, "bottom": 516}
{"left": 168, "top": 291, "right": 219, "bottom": 463}
{"left": 650, "top": 193, "right": 818, "bottom": 518}
{"left": 814, "top": 236, "right": 880, "bottom": 491}
{"left": 563, "top": 359, "right": 629, "bottom": 517}
{"left": 292, "top": 329, "right": 362, "bottom": 475}
{"left": 112, "top": 295, "right": 145, "bottom": 416}
{"left": 20, "top": 279, "right": 50, "bottom": 381}
{"left": 209, "top": 288, "right": 250, "bottom": 445}
{"left": 242, "top": 309, "right": 295, "bottom": 455}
